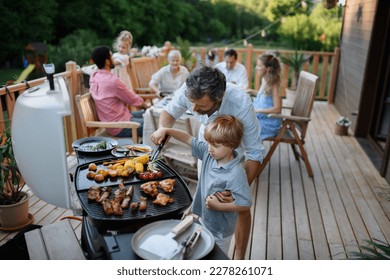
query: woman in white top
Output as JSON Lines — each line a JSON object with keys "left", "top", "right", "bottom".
{"left": 149, "top": 50, "right": 189, "bottom": 97}
{"left": 112, "top": 30, "right": 133, "bottom": 91}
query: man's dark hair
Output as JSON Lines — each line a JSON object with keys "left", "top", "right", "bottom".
{"left": 185, "top": 65, "right": 226, "bottom": 102}
{"left": 91, "top": 46, "right": 111, "bottom": 69}
{"left": 224, "top": 49, "right": 238, "bottom": 60}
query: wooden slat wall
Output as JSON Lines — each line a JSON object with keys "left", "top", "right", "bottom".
{"left": 333, "top": 0, "right": 378, "bottom": 132}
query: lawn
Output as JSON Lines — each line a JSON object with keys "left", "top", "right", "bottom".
{"left": 0, "top": 68, "right": 23, "bottom": 86}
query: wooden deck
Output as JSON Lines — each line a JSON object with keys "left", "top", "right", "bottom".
{"left": 1, "top": 102, "right": 390, "bottom": 260}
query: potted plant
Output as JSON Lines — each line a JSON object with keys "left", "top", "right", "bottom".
{"left": 335, "top": 116, "right": 351, "bottom": 136}
{"left": 281, "top": 50, "right": 312, "bottom": 105}
{"left": 0, "top": 127, "right": 31, "bottom": 231}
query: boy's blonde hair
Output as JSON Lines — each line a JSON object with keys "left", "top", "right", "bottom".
{"left": 204, "top": 115, "right": 243, "bottom": 149}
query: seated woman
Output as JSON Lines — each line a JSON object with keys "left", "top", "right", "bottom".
{"left": 149, "top": 50, "right": 189, "bottom": 97}
{"left": 252, "top": 53, "right": 282, "bottom": 140}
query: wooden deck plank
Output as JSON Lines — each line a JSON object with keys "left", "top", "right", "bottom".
{"left": 314, "top": 104, "right": 372, "bottom": 254}
{"left": 250, "top": 149, "right": 270, "bottom": 260}
{"left": 280, "top": 143, "right": 299, "bottom": 259}
{"left": 266, "top": 145, "right": 282, "bottom": 260}
{"left": 288, "top": 143, "right": 314, "bottom": 260}
{"left": 303, "top": 133, "right": 332, "bottom": 259}
{"left": 306, "top": 125, "right": 346, "bottom": 259}
{"left": 317, "top": 104, "right": 390, "bottom": 243}
{"left": 312, "top": 111, "right": 360, "bottom": 258}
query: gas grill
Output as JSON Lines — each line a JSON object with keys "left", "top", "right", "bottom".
{"left": 74, "top": 155, "right": 193, "bottom": 234}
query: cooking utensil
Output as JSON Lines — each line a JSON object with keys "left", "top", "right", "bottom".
{"left": 138, "top": 215, "right": 194, "bottom": 258}
{"left": 161, "top": 226, "right": 202, "bottom": 260}
{"left": 162, "top": 239, "right": 188, "bottom": 260}
{"left": 132, "top": 220, "right": 215, "bottom": 260}
{"left": 183, "top": 226, "right": 202, "bottom": 259}
{"left": 72, "top": 136, "right": 118, "bottom": 154}
{"left": 150, "top": 136, "right": 168, "bottom": 161}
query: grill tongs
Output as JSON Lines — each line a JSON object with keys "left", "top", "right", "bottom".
{"left": 150, "top": 135, "right": 168, "bottom": 161}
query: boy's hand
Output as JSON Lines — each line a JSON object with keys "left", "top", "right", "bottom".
{"left": 214, "top": 190, "right": 234, "bottom": 203}
{"left": 206, "top": 194, "right": 221, "bottom": 210}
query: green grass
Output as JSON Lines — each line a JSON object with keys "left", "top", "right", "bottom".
{"left": 0, "top": 68, "right": 23, "bottom": 86}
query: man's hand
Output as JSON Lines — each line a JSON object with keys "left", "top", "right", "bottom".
{"left": 150, "top": 128, "right": 170, "bottom": 145}
{"left": 214, "top": 190, "right": 234, "bottom": 203}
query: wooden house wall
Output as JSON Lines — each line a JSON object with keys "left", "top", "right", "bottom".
{"left": 334, "top": 0, "right": 378, "bottom": 132}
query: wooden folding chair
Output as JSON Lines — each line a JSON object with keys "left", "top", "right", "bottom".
{"left": 128, "top": 56, "right": 159, "bottom": 103}
{"left": 258, "top": 71, "right": 319, "bottom": 177}
{"left": 75, "top": 92, "right": 140, "bottom": 144}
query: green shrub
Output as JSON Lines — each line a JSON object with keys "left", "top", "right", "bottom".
{"left": 47, "top": 29, "right": 101, "bottom": 72}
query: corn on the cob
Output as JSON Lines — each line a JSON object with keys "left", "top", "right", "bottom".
{"left": 124, "top": 159, "right": 135, "bottom": 170}
{"left": 133, "top": 154, "right": 150, "bottom": 165}
{"left": 135, "top": 162, "right": 144, "bottom": 174}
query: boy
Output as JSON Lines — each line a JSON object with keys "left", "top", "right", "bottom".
{"left": 157, "top": 115, "right": 252, "bottom": 255}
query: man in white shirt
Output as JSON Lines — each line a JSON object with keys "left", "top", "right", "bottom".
{"left": 150, "top": 65, "right": 265, "bottom": 259}
{"left": 215, "top": 49, "right": 249, "bottom": 90}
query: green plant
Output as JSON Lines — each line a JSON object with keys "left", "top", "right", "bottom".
{"left": 0, "top": 127, "right": 25, "bottom": 205}
{"left": 336, "top": 116, "right": 351, "bottom": 127}
{"left": 281, "top": 50, "right": 311, "bottom": 90}
{"left": 350, "top": 239, "right": 390, "bottom": 260}
{"left": 175, "top": 37, "right": 197, "bottom": 70}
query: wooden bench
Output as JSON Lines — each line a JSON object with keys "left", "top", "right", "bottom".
{"left": 25, "top": 219, "right": 85, "bottom": 260}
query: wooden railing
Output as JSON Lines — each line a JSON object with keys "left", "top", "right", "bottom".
{"left": 0, "top": 46, "right": 340, "bottom": 153}
{"left": 191, "top": 45, "right": 340, "bottom": 101}
{"left": 0, "top": 61, "right": 88, "bottom": 153}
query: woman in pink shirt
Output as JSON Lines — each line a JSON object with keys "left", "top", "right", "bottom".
{"left": 90, "top": 46, "right": 149, "bottom": 138}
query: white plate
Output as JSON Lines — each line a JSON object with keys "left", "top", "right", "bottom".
{"left": 132, "top": 219, "right": 215, "bottom": 260}
{"left": 111, "top": 144, "right": 153, "bottom": 157}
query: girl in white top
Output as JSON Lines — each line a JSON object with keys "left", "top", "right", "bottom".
{"left": 112, "top": 30, "right": 133, "bottom": 91}
{"left": 149, "top": 49, "right": 189, "bottom": 97}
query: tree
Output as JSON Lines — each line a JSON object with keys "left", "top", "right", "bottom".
{"left": 0, "top": 0, "right": 57, "bottom": 66}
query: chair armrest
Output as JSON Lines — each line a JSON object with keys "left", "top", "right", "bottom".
{"left": 268, "top": 113, "right": 311, "bottom": 122}
{"left": 135, "top": 87, "right": 153, "bottom": 93}
{"left": 86, "top": 121, "right": 140, "bottom": 129}
{"left": 137, "top": 93, "right": 158, "bottom": 99}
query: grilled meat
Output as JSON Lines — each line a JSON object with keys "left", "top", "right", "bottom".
{"left": 102, "top": 199, "right": 114, "bottom": 215}
{"left": 87, "top": 186, "right": 101, "bottom": 201}
{"left": 121, "top": 185, "right": 135, "bottom": 209}
{"left": 114, "top": 181, "right": 126, "bottom": 202}
{"left": 140, "top": 181, "right": 159, "bottom": 197}
{"left": 139, "top": 196, "right": 148, "bottom": 211}
{"left": 130, "top": 201, "right": 140, "bottom": 211}
{"left": 153, "top": 193, "right": 174, "bottom": 206}
{"left": 111, "top": 200, "right": 124, "bottom": 216}
{"left": 159, "top": 178, "right": 175, "bottom": 193}
{"left": 121, "top": 196, "right": 131, "bottom": 209}
{"left": 97, "top": 190, "right": 110, "bottom": 203}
